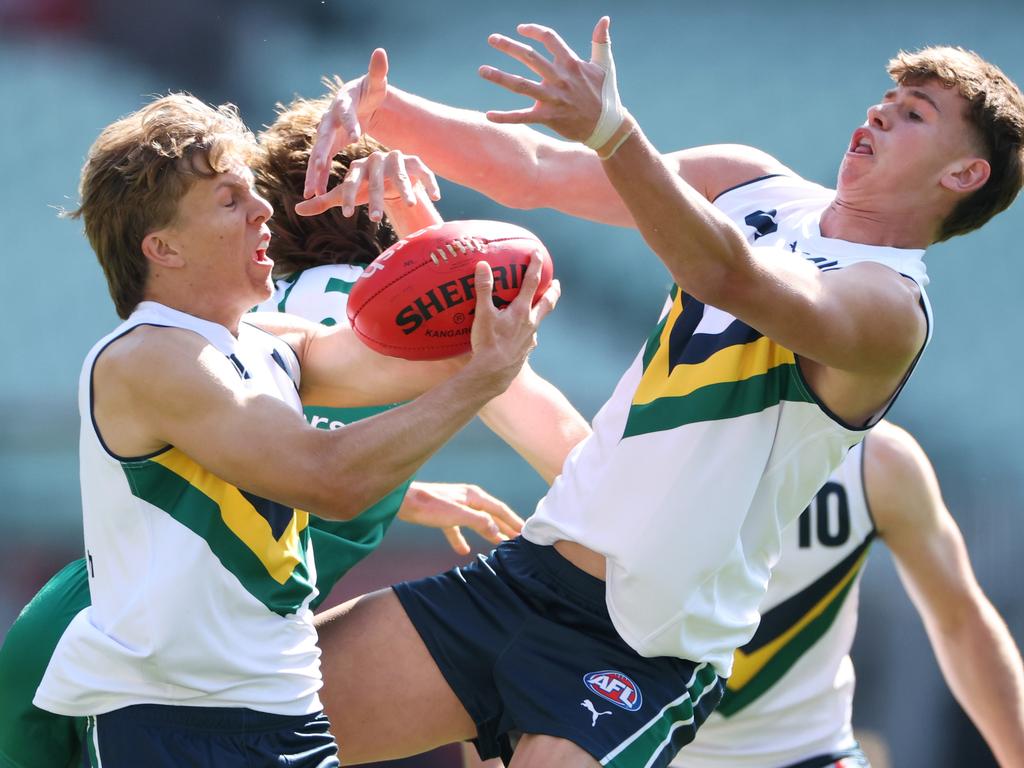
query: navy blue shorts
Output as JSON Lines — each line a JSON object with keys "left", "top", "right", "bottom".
{"left": 82, "top": 705, "right": 339, "bottom": 767}
{"left": 393, "top": 537, "right": 724, "bottom": 768}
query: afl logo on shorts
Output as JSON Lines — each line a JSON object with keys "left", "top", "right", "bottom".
{"left": 583, "top": 670, "right": 643, "bottom": 711}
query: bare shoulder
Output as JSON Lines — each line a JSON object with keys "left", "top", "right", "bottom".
{"left": 665, "top": 143, "right": 794, "bottom": 201}
{"left": 92, "top": 325, "right": 230, "bottom": 456}
{"left": 94, "top": 324, "right": 209, "bottom": 385}
{"left": 863, "top": 421, "right": 941, "bottom": 535}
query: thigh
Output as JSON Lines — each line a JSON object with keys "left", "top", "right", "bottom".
{"left": 315, "top": 588, "right": 477, "bottom": 764}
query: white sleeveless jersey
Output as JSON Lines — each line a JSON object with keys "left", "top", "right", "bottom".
{"left": 34, "top": 302, "right": 323, "bottom": 717}
{"left": 523, "top": 175, "right": 931, "bottom": 676}
{"left": 674, "top": 440, "right": 875, "bottom": 767}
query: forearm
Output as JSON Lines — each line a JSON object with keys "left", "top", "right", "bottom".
{"left": 479, "top": 365, "right": 591, "bottom": 484}
{"left": 600, "top": 125, "right": 754, "bottom": 302}
{"left": 372, "top": 88, "right": 625, "bottom": 222}
{"left": 925, "top": 598, "right": 1024, "bottom": 766}
{"left": 309, "top": 363, "right": 507, "bottom": 520}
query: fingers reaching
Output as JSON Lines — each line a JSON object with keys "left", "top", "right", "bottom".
{"left": 486, "top": 34, "right": 560, "bottom": 81}
{"left": 515, "top": 23, "right": 578, "bottom": 63}
{"left": 397, "top": 482, "right": 522, "bottom": 555}
{"left": 295, "top": 149, "right": 439, "bottom": 218}
{"left": 303, "top": 48, "right": 391, "bottom": 201}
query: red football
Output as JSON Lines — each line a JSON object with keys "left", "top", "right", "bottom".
{"left": 346, "top": 220, "right": 554, "bottom": 360}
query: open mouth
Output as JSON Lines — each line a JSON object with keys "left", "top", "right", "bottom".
{"left": 254, "top": 232, "right": 273, "bottom": 265}
{"left": 848, "top": 129, "right": 874, "bottom": 156}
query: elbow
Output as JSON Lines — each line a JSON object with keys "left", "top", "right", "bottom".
{"left": 302, "top": 490, "right": 362, "bottom": 522}
{"left": 298, "top": 467, "right": 366, "bottom": 522}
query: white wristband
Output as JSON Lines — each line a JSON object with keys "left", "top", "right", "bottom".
{"left": 583, "top": 40, "right": 627, "bottom": 150}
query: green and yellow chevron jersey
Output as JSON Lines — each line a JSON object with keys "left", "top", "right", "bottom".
{"left": 122, "top": 447, "right": 314, "bottom": 617}
{"left": 523, "top": 174, "right": 930, "bottom": 682}
{"left": 625, "top": 285, "right": 813, "bottom": 439}
{"left": 676, "top": 441, "right": 875, "bottom": 768}
{"left": 254, "top": 264, "right": 413, "bottom": 609}
{"left": 34, "top": 302, "right": 323, "bottom": 719}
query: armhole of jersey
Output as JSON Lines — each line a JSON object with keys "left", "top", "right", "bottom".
{"left": 858, "top": 436, "right": 878, "bottom": 534}
{"left": 791, "top": 278, "right": 932, "bottom": 433}
{"left": 860, "top": 282, "right": 932, "bottom": 429}
{"left": 791, "top": 359, "right": 873, "bottom": 434}
{"left": 710, "top": 173, "right": 787, "bottom": 204}
{"left": 89, "top": 324, "right": 173, "bottom": 463}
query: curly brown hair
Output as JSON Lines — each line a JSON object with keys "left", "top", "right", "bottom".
{"left": 71, "top": 94, "right": 258, "bottom": 318}
{"left": 889, "top": 46, "right": 1024, "bottom": 241}
{"left": 254, "top": 78, "right": 399, "bottom": 277}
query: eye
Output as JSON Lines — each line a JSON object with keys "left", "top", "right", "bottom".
{"left": 908, "top": 110, "right": 922, "bottom": 122}
{"left": 223, "top": 196, "right": 237, "bottom": 208}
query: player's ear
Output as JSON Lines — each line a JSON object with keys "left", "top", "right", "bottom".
{"left": 940, "top": 156, "right": 990, "bottom": 195}
{"left": 141, "top": 229, "right": 184, "bottom": 268}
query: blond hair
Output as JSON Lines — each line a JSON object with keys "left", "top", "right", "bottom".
{"left": 254, "top": 77, "right": 398, "bottom": 278}
{"left": 71, "top": 93, "right": 258, "bottom": 318}
{"left": 889, "top": 46, "right": 1024, "bottom": 241}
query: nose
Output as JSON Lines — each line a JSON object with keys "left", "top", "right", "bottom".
{"left": 251, "top": 191, "right": 274, "bottom": 224}
{"left": 866, "top": 102, "right": 890, "bottom": 130}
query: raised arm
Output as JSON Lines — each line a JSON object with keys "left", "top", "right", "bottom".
{"left": 302, "top": 50, "right": 785, "bottom": 226}
{"left": 865, "top": 422, "right": 1024, "bottom": 767}
{"left": 468, "top": 17, "right": 925, "bottom": 425}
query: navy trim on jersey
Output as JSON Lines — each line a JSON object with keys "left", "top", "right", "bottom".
{"left": 859, "top": 435, "right": 878, "bottom": 533}
{"left": 792, "top": 277, "right": 931, "bottom": 432}
{"left": 710, "top": 174, "right": 786, "bottom": 204}
{"left": 89, "top": 324, "right": 175, "bottom": 463}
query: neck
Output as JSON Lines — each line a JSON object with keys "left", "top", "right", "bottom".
{"left": 822, "top": 190, "right": 937, "bottom": 249}
{"left": 143, "top": 287, "right": 247, "bottom": 336}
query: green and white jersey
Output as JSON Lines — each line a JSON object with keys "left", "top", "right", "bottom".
{"left": 523, "top": 175, "right": 930, "bottom": 677}
{"left": 674, "top": 441, "right": 874, "bottom": 767}
{"left": 253, "top": 263, "right": 411, "bottom": 607}
{"left": 33, "top": 302, "right": 322, "bottom": 718}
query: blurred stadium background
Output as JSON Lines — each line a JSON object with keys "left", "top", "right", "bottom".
{"left": 2, "top": 0, "right": 1021, "bottom": 765}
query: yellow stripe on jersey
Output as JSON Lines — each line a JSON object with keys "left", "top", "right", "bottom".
{"left": 727, "top": 546, "right": 870, "bottom": 691}
{"left": 150, "top": 449, "right": 309, "bottom": 585}
{"left": 632, "top": 294, "right": 795, "bottom": 406}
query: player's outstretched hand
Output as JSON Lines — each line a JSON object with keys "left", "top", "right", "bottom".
{"left": 295, "top": 148, "right": 440, "bottom": 220}
{"left": 397, "top": 481, "right": 524, "bottom": 555}
{"left": 480, "top": 16, "right": 622, "bottom": 145}
{"left": 468, "top": 251, "right": 560, "bottom": 391}
{"left": 303, "top": 48, "right": 390, "bottom": 205}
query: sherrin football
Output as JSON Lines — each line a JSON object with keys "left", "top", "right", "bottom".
{"left": 346, "top": 220, "right": 554, "bottom": 360}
